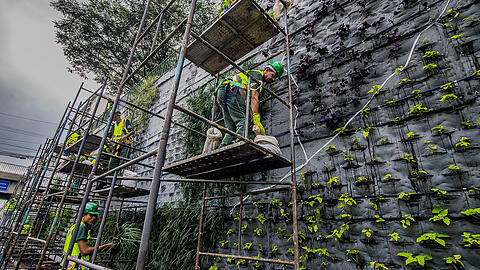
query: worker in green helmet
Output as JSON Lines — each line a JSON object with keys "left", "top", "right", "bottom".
{"left": 63, "top": 202, "right": 114, "bottom": 270}
{"left": 216, "top": 61, "right": 284, "bottom": 147}
{"left": 1, "top": 194, "right": 18, "bottom": 229}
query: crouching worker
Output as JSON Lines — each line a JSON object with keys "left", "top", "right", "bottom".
{"left": 216, "top": 61, "right": 284, "bottom": 147}
{"left": 63, "top": 202, "right": 114, "bottom": 270}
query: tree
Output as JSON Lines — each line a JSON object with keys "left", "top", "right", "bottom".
{"left": 51, "top": 0, "right": 216, "bottom": 93}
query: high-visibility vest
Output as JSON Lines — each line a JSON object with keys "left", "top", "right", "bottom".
{"left": 218, "top": 70, "right": 264, "bottom": 94}
{"left": 66, "top": 133, "right": 81, "bottom": 146}
{"left": 4, "top": 198, "right": 17, "bottom": 212}
{"left": 112, "top": 119, "right": 132, "bottom": 144}
{"left": 63, "top": 222, "right": 91, "bottom": 270}
{"left": 21, "top": 224, "right": 30, "bottom": 234}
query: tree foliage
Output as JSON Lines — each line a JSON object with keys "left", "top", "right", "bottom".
{"left": 51, "top": 0, "right": 216, "bottom": 92}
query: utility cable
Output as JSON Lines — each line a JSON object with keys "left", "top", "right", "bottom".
{"left": 0, "top": 112, "right": 58, "bottom": 125}
{"left": 230, "top": 0, "right": 454, "bottom": 213}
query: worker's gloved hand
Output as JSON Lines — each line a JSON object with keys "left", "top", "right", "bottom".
{"left": 252, "top": 113, "right": 265, "bottom": 135}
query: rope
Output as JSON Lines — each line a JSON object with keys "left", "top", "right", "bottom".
{"left": 230, "top": 0, "right": 454, "bottom": 213}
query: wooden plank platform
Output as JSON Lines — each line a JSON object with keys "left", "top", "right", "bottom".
{"left": 163, "top": 141, "right": 291, "bottom": 179}
{"left": 57, "top": 160, "right": 106, "bottom": 176}
{"left": 185, "top": 0, "right": 279, "bottom": 75}
{"left": 64, "top": 134, "right": 102, "bottom": 155}
{"left": 92, "top": 185, "right": 150, "bottom": 198}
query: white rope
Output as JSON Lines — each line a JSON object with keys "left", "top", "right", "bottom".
{"left": 230, "top": 0, "right": 452, "bottom": 213}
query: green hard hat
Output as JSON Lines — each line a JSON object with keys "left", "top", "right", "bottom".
{"left": 84, "top": 202, "right": 99, "bottom": 215}
{"left": 267, "top": 61, "right": 284, "bottom": 78}
{"left": 114, "top": 109, "right": 121, "bottom": 115}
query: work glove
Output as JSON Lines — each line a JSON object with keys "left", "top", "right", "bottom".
{"left": 252, "top": 113, "right": 265, "bottom": 135}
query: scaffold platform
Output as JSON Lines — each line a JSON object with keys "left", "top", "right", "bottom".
{"left": 185, "top": 0, "right": 280, "bottom": 74}
{"left": 163, "top": 141, "right": 291, "bottom": 179}
{"left": 64, "top": 134, "right": 102, "bottom": 155}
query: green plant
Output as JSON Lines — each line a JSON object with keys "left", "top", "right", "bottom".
{"left": 360, "top": 127, "right": 376, "bottom": 139}
{"left": 411, "top": 170, "right": 429, "bottom": 177}
{"left": 344, "top": 153, "right": 355, "bottom": 165}
{"left": 280, "top": 208, "right": 290, "bottom": 221}
{"left": 417, "top": 232, "right": 449, "bottom": 247}
{"left": 368, "top": 85, "right": 381, "bottom": 95}
{"left": 131, "top": 76, "right": 160, "bottom": 133}
{"left": 340, "top": 214, "right": 352, "bottom": 220}
{"left": 355, "top": 176, "right": 369, "bottom": 184}
{"left": 254, "top": 228, "right": 263, "bottom": 237}
{"left": 326, "top": 223, "right": 350, "bottom": 241}
{"left": 408, "top": 103, "right": 428, "bottom": 116}
{"left": 271, "top": 245, "right": 278, "bottom": 253}
{"left": 389, "top": 232, "right": 400, "bottom": 242}
{"left": 397, "top": 253, "right": 432, "bottom": 267}
{"left": 325, "top": 145, "right": 336, "bottom": 153}
{"left": 473, "top": 70, "right": 480, "bottom": 76}
{"left": 461, "top": 120, "right": 472, "bottom": 128}
{"left": 287, "top": 248, "right": 295, "bottom": 256}
{"left": 411, "top": 89, "right": 422, "bottom": 99}
{"left": 338, "top": 193, "right": 357, "bottom": 208}
{"left": 369, "top": 202, "right": 378, "bottom": 211}
{"left": 441, "top": 83, "right": 453, "bottom": 90}
{"left": 440, "top": 93, "right": 458, "bottom": 103}
{"left": 243, "top": 242, "right": 252, "bottom": 250}
{"left": 448, "top": 164, "right": 460, "bottom": 174}
{"left": 420, "top": 37, "right": 429, "bottom": 45}
{"left": 226, "top": 229, "right": 234, "bottom": 236}
{"left": 374, "top": 215, "right": 385, "bottom": 223}
{"left": 406, "top": 132, "right": 419, "bottom": 139}
{"left": 431, "top": 126, "right": 445, "bottom": 134}
{"left": 423, "top": 51, "right": 440, "bottom": 58}
{"left": 276, "top": 227, "right": 286, "bottom": 236}
{"left": 429, "top": 204, "right": 450, "bottom": 226}
{"left": 346, "top": 249, "right": 360, "bottom": 263}
{"left": 462, "top": 232, "right": 480, "bottom": 247}
{"left": 306, "top": 194, "right": 323, "bottom": 207}
{"left": 431, "top": 188, "right": 447, "bottom": 197}
{"left": 287, "top": 231, "right": 306, "bottom": 244}
{"left": 270, "top": 199, "right": 282, "bottom": 207}
{"left": 461, "top": 208, "right": 480, "bottom": 219}
{"left": 209, "top": 264, "right": 218, "bottom": 270}
{"left": 424, "top": 140, "right": 438, "bottom": 154}
{"left": 256, "top": 213, "right": 267, "bottom": 225}
{"left": 380, "top": 138, "right": 389, "bottom": 144}
{"left": 398, "top": 193, "right": 415, "bottom": 201}
{"left": 236, "top": 259, "right": 247, "bottom": 266}
{"left": 241, "top": 224, "right": 248, "bottom": 233}
{"left": 443, "top": 255, "right": 464, "bottom": 270}
{"left": 451, "top": 33, "right": 464, "bottom": 39}
{"left": 397, "top": 78, "right": 411, "bottom": 86}
{"left": 383, "top": 174, "right": 392, "bottom": 180}
{"left": 362, "top": 229, "right": 374, "bottom": 238}
{"left": 219, "top": 240, "right": 228, "bottom": 247}
{"left": 422, "top": 63, "right": 438, "bottom": 72}
{"left": 370, "top": 262, "right": 388, "bottom": 270}
{"left": 327, "top": 176, "right": 339, "bottom": 185}
{"left": 455, "top": 137, "right": 470, "bottom": 150}
{"left": 400, "top": 214, "right": 415, "bottom": 228}
{"left": 361, "top": 106, "right": 371, "bottom": 118}
{"left": 401, "top": 154, "right": 416, "bottom": 163}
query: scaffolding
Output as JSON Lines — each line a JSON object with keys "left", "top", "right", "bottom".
{"left": 0, "top": 0, "right": 300, "bottom": 269}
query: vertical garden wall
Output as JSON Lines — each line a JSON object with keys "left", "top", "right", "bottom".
{"left": 204, "top": 0, "right": 480, "bottom": 269}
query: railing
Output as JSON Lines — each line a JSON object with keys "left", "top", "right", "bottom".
{"left": 0, "top": 162, "right": 30, "bottom": 176}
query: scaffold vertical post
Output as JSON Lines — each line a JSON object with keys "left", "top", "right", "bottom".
{"left": 283, "top": 3, "right": 300, "bottom": 269}
{"left": 136, "top": 0, "right": 198, "bottom": 268}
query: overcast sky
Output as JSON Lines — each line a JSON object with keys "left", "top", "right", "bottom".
{"left": 0, "top": 0, "right": 99, "bottom": 165}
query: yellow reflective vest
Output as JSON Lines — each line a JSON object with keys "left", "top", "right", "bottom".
{"left": 112, "top": 119, "right": 132, "bottom": 144}
{"left": 63, "top": 222, "right": 91, "bottom": 270}
{"left": 66, "top": 133, "right": 81, "bottom": 146}
{"left": 4, "top": 198, "right": 17, "bottom": 212}
{"left": 220, "top": 70, "right": 264, "bottom": 94}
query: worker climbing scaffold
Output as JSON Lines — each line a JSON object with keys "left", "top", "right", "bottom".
{"left": 216, "top": 61, "right": 284, "bottom": 147}
{"left": 1, "top": 194, "right": 17, "bottom": 229}
{"left": 62, "top": 202, "right": 114, "bottom": 270}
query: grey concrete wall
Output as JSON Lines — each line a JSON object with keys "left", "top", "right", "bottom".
{"left": 130, "top": 0, "right": 480, "bottom": 268}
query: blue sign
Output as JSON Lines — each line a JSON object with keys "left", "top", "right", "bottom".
{"left": 0, "top": 180, "right": 10, "bottom": 191}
